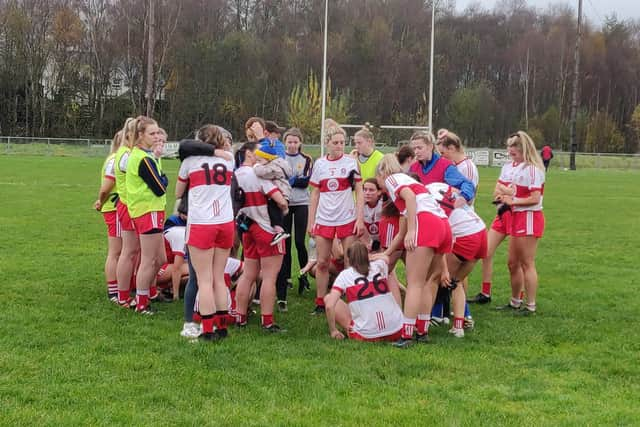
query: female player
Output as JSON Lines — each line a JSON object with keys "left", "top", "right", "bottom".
{"left": 126, "top": 116, "right": 168, "bottom": 314}
{"left": 307, "top": 123, "right": 365, "bottom": 314}
{"left": 362, "top": 178, "right": 383, "bottom": 251}
{"left": 175, "top": 125, "right": 235, "bottom": 340}
{"left": 425, "top": 183, "right": 487, "bottom": 337}
{"left": 436, "top": 129, "right": 479, "bottom": 200}
{"left": 94, "top": 131, "right": 123, "bottom": 301}
{"left": 276, "top": 127, "right": 313, "bottom": 309}
{"left": 114, "top": 117, "right": 140, "bottom": 307}
{"left": 323, "top": 242, "right": 403, "bottom": 341}
{"left": 376, "top": 154, "right": 452, "bottom": 348}
{"left": 494, "top": 131, "right": 545, "bottom": 314}
{"left": 233, "top": 140, "right": 289, "bottom": 332}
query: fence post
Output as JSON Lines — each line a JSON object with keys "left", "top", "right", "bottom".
{"left": 7, "top": 136, "right": 10, "bottom": 153}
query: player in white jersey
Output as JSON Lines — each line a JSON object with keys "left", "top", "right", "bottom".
{"left": 376, "top": 154, "right": 452, "bottom": 348}
{"left": 425, "top": 183, "right": 487, "bottom": 337}
{"left": 437, "top": 129, "right": 479, "bottom": 193}
{"left": 467, "top": 150, "right": 524, "bottom": 305}
{"left": 324, "top": 242, "right": 403, "bottom": 341}
{"left": 362, "top": 178, "right": 383, "bottom": 251}
{"left": 233, "top": 140, "right": 289, "bottom": 333}
{"left": 307, "top": 124, "right": 365, "bottom": 314}
{"left": 175, "top": 125, "right": 235, "bottom": 341}
{"left": 157, "top": 210, "right": 188, "bottom": 301}
{"left": 493, "top": 131, "right": 545, "bottom": 315}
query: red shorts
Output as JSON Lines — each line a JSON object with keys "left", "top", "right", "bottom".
{"left": 490, "top": 210, "right": 513, "bottom": 235}
{"left": 348, "top": 324, "right": 402, "bottom": 342}
{"left": 379, "top": 216, "right": 404, "bottom": 250}
{"left": 187, "top": 222, "right": 235, "bottom": 250}
{"left": 116, "top": 201, "right": 135, "bottom": 232}
{"left": 133, "top": 211, "right": 165, "bottom": 235}
{"left": 511, "top": 210, "right": 545, "bottom": 238}
{"left": 242, "top": 223, "right": 285, "bottom": 260}
{"left": 156, "top": 263, "right": 169, "bottom": 280}
{"left": 453, "top": 229, "right": 488, "bottom": 261}
{"left": 313, "top": 220, "right": 356, "bottom": 240}
{"left": 103, "top": 211, "right": 121, "bottom": 238}
{"left": 415, "top": 212, "right": 452, "bottom": 254}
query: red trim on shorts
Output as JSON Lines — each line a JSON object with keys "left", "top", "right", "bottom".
{"left": 348, "top": 326, "right": 403, "bottom": 342}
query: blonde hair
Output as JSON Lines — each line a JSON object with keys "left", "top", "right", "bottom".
{"left": 507, "top": 131, "right": 544, "bottom": 171}
{"left": 354, "top": 127, "right": 374, "bottom": 141}
{"left": 110, "top": 130, "right": 123, "bottom": 154}
{"left": 324, "top": 124, "right": 347, "bottom": 145}
{"left": 410, "top": 130, "right": 436, "bottom": 148}
{"left": 121, "top": 117, "right": 137, "bottom": 149}
{"left": 134, "top": 115, "right": 157, "bottom": 146}
{"left": 376, "top": 153, "right": 403, "bottom": 178}
{"left": 437, "top": 128, "right": 463, "bottom": 151}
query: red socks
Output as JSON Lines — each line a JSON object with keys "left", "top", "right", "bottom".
{"left": 481, "top": 281, "right": 491, "bottom": 296}
{"left": 315, "top": 297, "right": 325, "bottom": 307}
{"left": 262, "top": 314, "right": 274, "bottom": 328}
{"left": 401, "top": 319, "right": 416, "bottom": 339}
{"left": 454, "top": 317, "right": 464, "bottom": 330}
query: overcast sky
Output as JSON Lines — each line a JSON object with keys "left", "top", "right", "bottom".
{"left": 454, "top": 0, "right": 640, "bottom": 25}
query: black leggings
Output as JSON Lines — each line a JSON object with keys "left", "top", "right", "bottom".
{"left": 276, "top": 205, "right": 309, "bottom": 300}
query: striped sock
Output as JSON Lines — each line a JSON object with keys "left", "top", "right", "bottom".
{"left": 401, "top": 318, "right": 416, "bottom": 339}
{"left": 416, "top": 314, "right": 429, "bottom": 335}
{"left": 107, "top": 280, "right": 118, "bottom": 297}
{"left": 454, "top": 317, "right": 464, "bottom": 330}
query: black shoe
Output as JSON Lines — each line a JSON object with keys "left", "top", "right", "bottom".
{"left": 392, "top": 337, "right": 414, "bottom": 348}
{"left": 311, "top": 305, "right": 325, "bottom": 315}
{"left": 215, "top": 328, "right": 229, "bottom": 338}
{"left": 262, "top": 324, "right": 287, "bottom": 333}
{"left": 495, "top": 302, "right": 521, "bottom": 311}
{"left": 135, "top": 304, "right": 155, "bottom": 315}
{"left": 277, "top": 300, "right": 288, "bottom": 312}
{"left": 198, "top": 331, "right": 222, "bottom": 342}
{"left": 298, "top": 275, "right": 311, "bottom": 295}
{"left": 467, "top": 292, "right": 491, "bottom": 304}
{"left": 415, "top": 333, "right": 431, "bottom": 344}
{"left": 514, "top": 306, "right": 537, "bottom": 317}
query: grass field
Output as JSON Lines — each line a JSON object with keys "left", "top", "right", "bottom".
{"left": 1, "top": 156, "right": 639, "bottom": 425}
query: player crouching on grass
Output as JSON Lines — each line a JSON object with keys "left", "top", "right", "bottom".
{"left": 324, "top": 242, "right": 403, "bottom": 342}
{"left": 156, "top": 198, "right": 189, "bottom": 301}
{"left": 376, "top": 153, "right": 452, "bottom": 348}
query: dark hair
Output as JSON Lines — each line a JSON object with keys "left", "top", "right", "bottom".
{"left": 347, "top": 241, "right": 370, "bottom": 277}
{"left": 235, "top": 141, "right": 258, "bottom": 168}
{"left": 407, "top": 172, "right": 421, "bottom": 182}
{"left": 381, "top": 194, "right": 400, "bottom": 217}
{"left": 363, "top": 177, "right": 380, "bottom": 190}
{"left": 196, "top": 124, "right": 225, "bottom": 149}
{"left": 245, "top": 117, "right": 266, "bottom": 130}
{"left": 397, "top": 144, "right": 415, "bottom": 164}
{"left": 177, "top": 193, "right": 188, "bottom": 215}
{"left": 283, "top": 127, "right": 304, "bottom": 144}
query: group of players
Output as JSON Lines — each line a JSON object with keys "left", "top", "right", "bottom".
{"left": 94, "top": 115, "right": 546, "bottom": 347}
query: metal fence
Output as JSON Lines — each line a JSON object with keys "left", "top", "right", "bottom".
{"left": 2, "top": 136, "right": 639, "bottom": 169}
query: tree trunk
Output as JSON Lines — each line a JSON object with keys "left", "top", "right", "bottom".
{"left": 145, "top": 0, "right": 156, "bottom": 117}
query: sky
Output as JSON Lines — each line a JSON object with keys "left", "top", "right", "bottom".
{"left": 454, "top": 0, "right": 640, "bottom": 25}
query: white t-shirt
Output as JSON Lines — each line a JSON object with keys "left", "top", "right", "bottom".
{"left": 424, "top": 183, "right": 485, "bottom": 238}
{"left": 363, "top": 199, "right": 382, "bottom": 243}
{"left": 163, "top": 225, "right": 186, "bottom": 258}
{"left": 455, "top": 158, "right": 479, "bottom": 189}
{"left": 178, "top": 155, "right": 234, "bottom": 225}
{"left": 384, "top": 173, "right": 447, "bottom": 218}
{"left": 309, "top": 155, "right": 361, "bottom": 226}
{"left": 331, "top": 260, "right": 403, "bottom": 338}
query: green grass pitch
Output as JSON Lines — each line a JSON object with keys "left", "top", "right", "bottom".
{"left": 0, "top": 156, "right": 638, "bottom": 425}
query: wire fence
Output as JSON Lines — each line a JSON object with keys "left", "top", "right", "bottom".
{"left": 1, "top": 136, "right": 639, "bottom": 169}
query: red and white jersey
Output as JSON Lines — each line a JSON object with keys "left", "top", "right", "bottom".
{"left": 178, "top": 155, "right": 234, "bottom": 225}
{"left": 384, "top": 173, "right": 446, "bottom": 218}
{"left": 332, "top": 260, "right": 403, "bottom": 339}
{"left": 425, "top": 183, "right": 486, "bottom": 238}
{"left": 163, "top": 226, "right": 186, "bottom": 263}
{"left": 363, "top": 199, "right": 382, "bottom": 242}
{"left": 498, "top": 161, "right": 522, "bottom": 186}
{"left": 512, "top": 163, "right": 545, "bottom": 212}
{"left": 235, "top": 165, "right": 281, "bottom": 233}
{"left": 224, "top": 257, "right": 243, "bottom": 289}
{"left": 104, "top": 156, "right": 116, "bottom": 180}
{"left": 455, "top": 158, "right": 479, "bottom": 189}
{"left": 309, "top": 155, "right": 361, "bottom": 226}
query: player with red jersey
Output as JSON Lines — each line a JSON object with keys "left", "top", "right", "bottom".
{"left": 376, "top": 154, "right": 452, "bottom": 348}
{"left": 175, "top": 125, "right": 235, "bottom": 341}
{"left": 233, "top": 139, "right": 289, "bottom": 333}
{"left": 324, "top": 242, "right": 403, "bottom": 341}
{"left": 494, "top": 131, "right": 545, "bottom": 315}
{"left": 307, "top": 124, "right": 365, "bottom": 314}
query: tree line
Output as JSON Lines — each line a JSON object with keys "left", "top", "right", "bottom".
{"left": 1, "top": 0, "right": 640, "bottom": 153}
